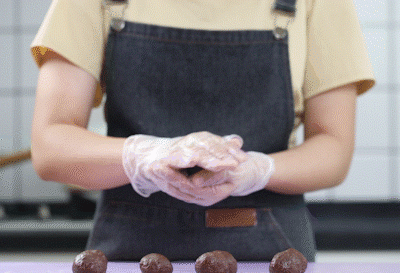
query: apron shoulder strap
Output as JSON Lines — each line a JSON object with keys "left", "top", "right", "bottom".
{"left": 272, "top": 0, "right": 296, "bottom": 39}
{"left": 274, "top": 0, "right": 297, "bottom": 16}
{"left": 102, "top": 0, "right": 129, "bottom": 20}
{"left": 98, "top": 0, "right": 129, "bottom": 109}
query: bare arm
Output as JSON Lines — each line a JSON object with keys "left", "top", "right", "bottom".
{"left": 266, "top": 83, "right": 357, "bottom": 194}
{"left": 31, "top": 52, "right": 129, "bottom": 190}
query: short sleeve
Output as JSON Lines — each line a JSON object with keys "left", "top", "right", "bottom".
{"left": 303, "top": 0, "right": 375, "bottom": 99}
{"left": 30, "top": 0, "right": 105, "bottom": 82}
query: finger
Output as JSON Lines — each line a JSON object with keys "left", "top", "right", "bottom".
{"left": 170, "top": 179, "right": 234, "bottom": 206}
{"left": 199, "top": 134, "right": 247, "bottom": 163}
{"left": 166, "top": 144, "right": 235, "bottom": 170}
{"left": 178, "top": 132, "right": 226, "bottom": 160}
{"left": 188, "top": 182, "right": 234, "bottom": 197}
{"left": 146, "top": 161, "right": 194, "bottom": 191}
{"left": 166, "top": 183, "right": 204, "bottom": 204}
{"left": 201, "top": 139, "right": 237, "bottom": 161}
{"left": 224, "top": 134, "right": 243, "bottom": 148}
{"left": 150, "top": 168, "right": 206, "bottom": 204}
{"left": 169, "top": 148, "right": 239, "bottom": 172}
{"left": 166, "top": 179, "right": 224, "bottom": 206}
{"left": 193, "top": 132, "right": 240, "bottom": 161}
{"left": 169, "top": 132, "right": 246, "bottom": 169}
{"left": 191, "top": 169, "right": 228, "bottom": 187}
{"left": 163, "top": 151, "right": 199, "bottom": 169}
{"left": 223, "top": 135, "right": 248, "bottom": 162}
{"left": 191, "top": 198, "right": 220, "bottom": 207}
{"left": 189, "top": 184, "right": 234, "bottom": 206}
{"left": 195, "top": 156, "right": 239, "bottom": 172}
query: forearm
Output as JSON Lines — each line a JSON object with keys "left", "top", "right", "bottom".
{"left": 266, "top": 132, "right": 354, "bottom": 195}
{"left": 266, "top": 84, "right": 357, "bottom": 195}
{"left": 31, "top": 124, "right": 129, "bottom": 190}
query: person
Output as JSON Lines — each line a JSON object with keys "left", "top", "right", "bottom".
{"left": 30, "top": 0, "right": 375, "bottom": 262}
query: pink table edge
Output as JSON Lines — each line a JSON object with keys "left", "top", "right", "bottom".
{"left": 0, "top": 261, "right": 399, "bottom": 272}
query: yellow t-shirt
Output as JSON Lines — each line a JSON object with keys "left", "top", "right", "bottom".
{"left": 31, "top": 0, "right": 375, "bottom": 143}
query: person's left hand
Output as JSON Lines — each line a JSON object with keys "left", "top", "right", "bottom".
{"left": 186, "top": 151, "right": 275, "bottom": 206}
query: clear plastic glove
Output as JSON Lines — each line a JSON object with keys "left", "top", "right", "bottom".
{"left": 166, "top": 132, "right": 247, "bottom": 172}
{"left": 185, "top": 134, "right": 245, "bottom": 187}
{"left": 188, "top": 151, "right": 275, "bottom": 206}
{"left": 228, "top": 151, "right": 275, "bottom": 196}
{"left": 122, "top": 132, "right": 247, "bottom": 200}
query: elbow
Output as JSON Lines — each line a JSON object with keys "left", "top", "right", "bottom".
{"left": 329, "top": 131, "right": 356, "bottom": 188}
{"left": 31, "top": 145, "right": 57, "bottom": 182}
{"left": 330, "top": 151, "right": 355, "bottom": 188}
{"left": 31, "top": 151, "right": 52, "bottom": 181}
{"left": 338, "top": 142, "right": 355, "bottom": 185}
{"left": 31, "top": 126, "right": 64, "bottom": 182}
{"left": 331, "top": 167, "right": 350, "bottom": 188}
{"left": 319, "top": 138, "right": 355, "bottom": 190}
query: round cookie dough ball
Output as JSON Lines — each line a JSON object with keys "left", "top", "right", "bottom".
{"left": 195, "top": 251, "right": 230, "bottom": 273}
{"left": 269, "top": 248, "right": 308, "bottom": 273}
{"left": 72, "top": 249, "right": 108, "bottom": 273}
{"left": 139, "top": 253, "right": 173, "bottom": 273}
{"left": 212, "top": 250, "right": 237, "bottom": 273}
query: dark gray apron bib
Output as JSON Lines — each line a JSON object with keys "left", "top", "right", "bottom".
{"left": 87, "top": 0, "right": 316, "bottom": 262}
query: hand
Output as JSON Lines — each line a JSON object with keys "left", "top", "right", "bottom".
{"left": 228, "top": 151, "right": 275, "bottom": 196}
{"left": 186, "top": 134, "right": 247, "bottom": 187}
{"left": 166, "top": 132, "right": 247, "bottom": 172}
{"left": 187, "top": 151, "right": 275, "bottom": 206}
{"left": 122, "top": 132, "right": 247, "bottom": 200}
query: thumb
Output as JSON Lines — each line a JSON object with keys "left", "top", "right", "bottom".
{"left": 224, "top": 134, "right": 243, "bottom": 148}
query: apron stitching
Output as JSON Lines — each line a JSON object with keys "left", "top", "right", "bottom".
{"left": 281, "top": 39, "right": 295, "bottom": 140}
{"left": 108, "top": 200, "right": 203, "bottom": 214}
{"left": 266, "top": 209, "right": 293, "bottom": 250}
{"left": 102, "top": 212, "right": 164, "bottom": 225}
{"left": 114, "top": 32, "right": 286, "bottom": 46}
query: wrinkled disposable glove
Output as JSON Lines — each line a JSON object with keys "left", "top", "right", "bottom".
{"left": 122, "top": 132, "right": 247, "bottom": 200}
{"left": 187, "top": 151, "right": 275, "bottom": 206}
{"left": 228, "top": 151, "right": 275, "bottom": 196}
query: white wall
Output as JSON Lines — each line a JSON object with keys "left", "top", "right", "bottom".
{"left": 0, "top": 0, "right": 397, "bottom": 202}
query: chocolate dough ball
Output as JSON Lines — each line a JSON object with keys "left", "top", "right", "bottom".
{"left": 72, "top": 250, "right": 108, "bottom": 273}
{"left": 269, "top": 248, "right": 308, "bottom": 273}
{"left": 140, "top": 253, "right": 173, "bottom": 273}
{"left": 212, "top": 250, "right": 237, "bottom": 273}
{"left": 195, "top": 251, "right": 231, "bottom": 273}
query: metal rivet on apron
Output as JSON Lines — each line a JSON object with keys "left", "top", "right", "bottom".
{"left": 111, "top": 18, "right": 126, "bottom": 32}
{"left": 273, "top": 27, "right": 288, "bottom": 40}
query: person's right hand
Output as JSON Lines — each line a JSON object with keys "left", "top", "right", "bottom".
{"left": 122, "top": 132, "right": 247, "bottom": 202}
{"left": 186, "top": 151, "right": 275, "bottom": 207}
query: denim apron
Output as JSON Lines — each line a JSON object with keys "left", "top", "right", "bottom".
{"left": 87, "top": 0, "right": 316, "bottom": 262}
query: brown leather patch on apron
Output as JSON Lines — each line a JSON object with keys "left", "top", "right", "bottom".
{"left": 205, "top": 208, "right": 257, "bottom": 228}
